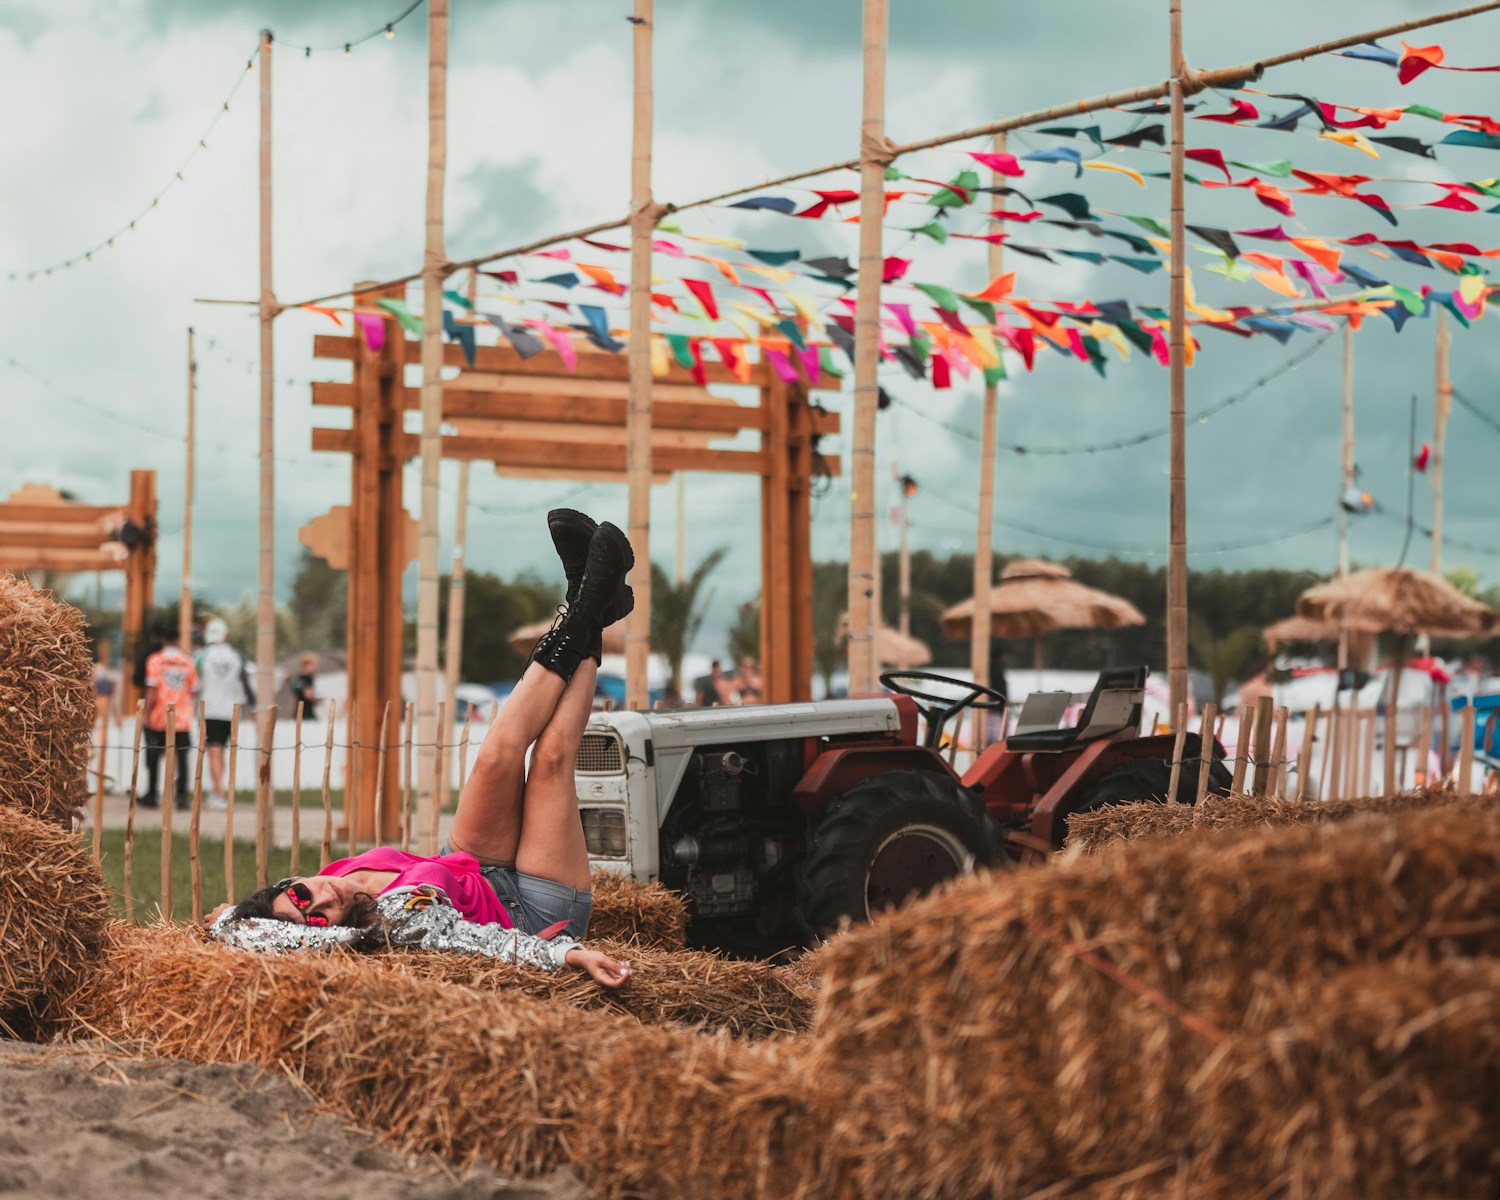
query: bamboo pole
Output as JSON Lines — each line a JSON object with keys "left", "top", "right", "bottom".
{"left": 347, "top": 699, "right": 359, "bottom": 856}
{"left": 224, "top": 704, "right": 240, "bottom": 904}
{"left": 1296, "top": 704, "right": 1319, "bottom": 800}
{"left": 1229, "top": 704, "right": 1252, "bottom": 794}
{"left": 1325, "top": 703, "right": 1344, "bottom": 801}
{"left": 255, "top": 28, "right": 277, "bottom": 751}
{"left": 373, "top": 700, "right": 392, "bottom": 850}
{"left": 255, "top": 704, "right": 277, "bottom": 888}
{"left": 290, "top": 700, "right": 304, "bottom": 876}
{"left": 1336, "top": 322, "right": 1355, "bottom": 669}
{"left": 1166, "top": 0, "right": 1189, "bottom": 726}
{"left": 1166, "top": 702, "right": 1188, "bottom": 803}
{"left": 180, "top": 326, "right": 196, "bottom": 651}
{"left": 320, "top": 699, "right": 335, "bottom": 868}
{"left": 896, "top": 483, "right": 911, "bottom": 668}
{"left": 415, "top": 0, "right": 450, "bottom": 848}
{"left": 457, "top": 704, "right": 473, "bottom": 800}
{"left": 123, "top": 699, "right": 144, "bottom": 921}
{"left": 1194, "top": 702, "right": 1218, "bottom": 803}
{"left": 1417, "top": 701, "right": 1435, "bottom": 786}
{"left": 1250, "top": 694, "right": 1274, "bottom": 796}
{"left": 625, "top": 0, "right": 656, "bottom": 712}
{"left": 969, "top": 130, "right": 1007, "bottom": 756}
{"left": 1383, "top": 703, "right": 1398, "bottom": 796}
{"left": 92, "top": 711, "right": 108, "bottom": 859}
{"left": 161, "top": 703, "right": 176, "bottom": 918}
{"left": 1268, "top": 706, "right": 1289, "bottom": 798}
{"left": 189, "top": 705, "right": 206, "bottom": 919}
{"left": 271, "top": 2, "right": 1500, "bottom": 312}
{"left": 436, "top": 461, "right": 469, "bottom": 827}
{"left": 1432, "top": 309, "right": 1451, "bottom": 575}
{"left": 431, "top": 699, "right": 447, "bottom": 851}
{"left": 847, "top": 0, "right": 889, "bottom": 698}
{"left": 1457, "top": 705, "right": 1475, "bottom": 796}
{"left": 401, "top": 701, "right": 415, "bottom": 851}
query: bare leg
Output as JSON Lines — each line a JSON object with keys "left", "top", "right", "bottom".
{"left": 446, "top": 660, "right": 571, "bottom": 864}
{"left": 207, "top": 745, "right": 226, "bottom": 794}
{"left": 515, "top": 660, "right": 597, "bottom": 890}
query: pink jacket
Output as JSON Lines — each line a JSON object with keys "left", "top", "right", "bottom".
{"left": 321, "top": 848, "right": 512, "bottom": 927}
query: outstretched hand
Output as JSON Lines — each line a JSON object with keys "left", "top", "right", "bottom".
{"left": 565, "top": 947, "right": 632, "bottom": 989}
{"left": 204, "top": 902, "right": 232, "bottom": 927}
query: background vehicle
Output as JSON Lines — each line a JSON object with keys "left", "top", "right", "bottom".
{"left": 573, "top": 666, "right": 1228, "bottom": 953}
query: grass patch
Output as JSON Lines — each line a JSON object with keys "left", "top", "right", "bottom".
{"left": 92, "top": 827, "right": 329, "bottom": 924}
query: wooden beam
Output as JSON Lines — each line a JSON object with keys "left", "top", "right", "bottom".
{"left": 0, "top": 504, "right": 118, "bottom": 525}
{"left": 315, "top": 332, "right": 769, "bottom": 387}
{"left": 443, "top": 416, "right": 722, "bottom": 451}
{"left": 0, "top": 528, "right": 114, "bottom": 551}
{"left": 0, "top": 551, "right": 123, "bottom": 572}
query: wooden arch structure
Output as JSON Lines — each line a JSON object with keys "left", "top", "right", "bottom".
{"left": 0, "top": 473, "right": 157, "bottom": 707}
{"left": 303, "top": 285, "right": 838, "bottom": 842}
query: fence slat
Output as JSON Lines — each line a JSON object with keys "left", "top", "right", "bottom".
{"left": 123, "top": 700, "right": 144, "bottom": 922}
{"left": 1417, "top": 702, "right": 1435, "bottom": 787}
{"left": 1383, "top": 704, "right": 1398, "bottom": 796}
{"left": 1458, "top": 705, "right": 1476, "bottom": 797}
{"left": 92, "top": 715, "right": 109, "bottom": 859}
{"left": 347, "top": 700, "right": 359, "bottom": 856}
{"left": 1230, "top": 704, "right": 1252, "bottom": 794}
{"left": 1166, "top": 702, "right": 1187, "bottom": 804}
{"left": 255, "top": 704, "right": 279, "bottom": 889}
{"left": 1195, "top": 702, "right": 1218, "bottom": 804}
{"left": 290, "top": 701, "right": 304, "bottom": 877}
{"left": 224, "top": 704, "right": 240, "bottom": 905}
{"left": 1295, "top": 704, "right": 1320, "bottom": 801}
{"left": 161, "top": 703, "right": 178, "bottom": 918}
{"left": 190, "top": 704, "right": 206, "bottom": 921}
{"left": 1268, "top": 706, "right": 1289, "bottom": 799}
{"left": 431, "top": 699, "right": 448, "bottom": 854}
{"left": 401, "top": 702, "right": 414, "bottom": 852}
{"left": 373, "top": 701, "right": 392, "bottom": 848}
{"left": 321, "top": 699, "right": 336, "bottom": 868}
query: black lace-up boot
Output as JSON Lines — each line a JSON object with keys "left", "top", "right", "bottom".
{"left": 549, "top": 508, "right": 634, "bottom": 639}
{"left": 531, "top": 522, "right": 634, "bottom": 682}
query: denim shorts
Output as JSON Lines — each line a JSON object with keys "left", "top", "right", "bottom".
{"left": 443, "top": 843, "right": 592, "bottom": 938}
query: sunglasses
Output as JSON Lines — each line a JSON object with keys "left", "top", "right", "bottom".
{"left": 278, "top": 879, "right": 330, "bottom": 927}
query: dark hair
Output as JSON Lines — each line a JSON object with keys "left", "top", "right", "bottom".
{"left": 228, "top": 881, "right": 380, "bottom": 929}
{"left": 152, "top": 618, "right": 176, "bottom": 639}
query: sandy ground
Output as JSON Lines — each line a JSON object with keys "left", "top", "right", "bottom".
{"left": 0, "top": 1041, "right": 587, "bottom": 1200}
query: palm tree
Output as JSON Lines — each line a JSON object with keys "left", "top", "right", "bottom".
{"left": 1189, "top": 617, "right": 1263, "bottom": 707}
{"left": 651, "top": 548, "right": 729, "bottom": 696}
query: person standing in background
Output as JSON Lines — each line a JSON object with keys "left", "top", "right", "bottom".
{"left": 141, "top": 620, "right": 198, "bottom": 810}
{"left": 196, "top": 617, "right": 255, "bottom": 809}
{"left": 291, "top": 652, "right": 320, "bottom": 720}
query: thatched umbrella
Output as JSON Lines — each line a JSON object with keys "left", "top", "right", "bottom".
{"left": 939, "top": 559, "right": 1146, "bottom": 672}
{"left": 837, "top": 614, "right": 932, "bottom": 670}
{"left": 1297, "top": 566, "right": 1499, "bottom": 704}
{"left": 508, "top": 618, "right": 627, "bottom": 658}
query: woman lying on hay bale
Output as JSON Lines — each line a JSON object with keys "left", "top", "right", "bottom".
{"left": 208, "top": 511, "right": 635, "bottom": 991}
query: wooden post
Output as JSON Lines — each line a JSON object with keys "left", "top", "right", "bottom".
{"left": 1363, "top": 709, "right": 1378, "bottom": 796}
{"left": 256, "top": 704, "right": 277, "bottom": 887}
{"left": 1326, "top": 704, "right": 1344, "bottom": 801}
{"left": 1431, "top": 309, "right": 1451, "bottom": 575}
{"left": 1230, "top": 704, "right": 1252, "bottom": 794}
{"left": 970, "top": 131, "right": 1007, "bottom": 755}
{"left": 1250, "top": 694, "right": 1274, "bottom": 796}
{"left": 320, "top": 699, "right": 335, "bottom": 868}
{"left": 373, "top": 700, "right": 392, "bottom": 849}
{"left": 431, "top": 699, "right": 447, "bottom": 851}
{"left": 415, "top": 0, "right": 450, "bottom": 850}
{"left": 1456, "top": 704, "right": 1475, "bottom": 796}
{"left": 1165, "top": 0, "right": 1189, "bottom": 726}
{"left": 92, "top": 712, "right": 108, "bottom": 860}
{"left": 401, "top": 701, "right": 415, "bottom": 851}
{"left": 1416, "top": 701, "right": 1434, "bottom": 787}
{"left": 255, "top": 28, "right": 277, "bottom": 731}
{"left": 847, "top": 0, "right": 888, "bottom": 697}
{"left": 458, "top": 704, "right": 473, "bottom": 796}
{"left": 123, "top": 700, "right": 144, "bottom": 921}
{"left": 161, "top": 703, "right": 176, "bottom": 918}
{"left": 1296, "top": 704, "right": 1319, "bottom": 800}
{"left": 437, "top": 460, "right": 469, "bottom": 818}
{"left": 1194, "top": 702, "right": 1218, "bottom": 803}
{"left": 1383, "top": 703, "right": 1398, "bottom": 796}
{"left": 1165, "top": 703, "right": 1188, "bottom": 802}
{"left": 625, "top": 0, "right": 656, "bottom": 712}
{"left": 120, "top": 470, "right": 158, "bottom": 712}
{"left": 1268, "top": 706, "right": 1289, "bottom": 798}
{"left": 347, "top": 698, "right": 359, "bottom": 856}
{"left": 224, "top": 704, "right": 240, "bottom": 903}
{"left": 180, "top": 326, "right": 196, "bottom": 651}
{"left": 190, "top": 705, "right": 206, "bottom": 920}
{"left": 1345, "top": 708, "right": 1363, "bottom": 798}
{"left": 290, "top": 701, "right": 304, "bottom": 876}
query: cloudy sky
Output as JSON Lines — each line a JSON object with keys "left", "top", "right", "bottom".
{"left": 3, "top": 0, "right": 1500, "bottom": 657}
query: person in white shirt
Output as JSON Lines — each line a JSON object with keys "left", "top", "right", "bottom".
{"left": 195, "top": 618, "right": 255, "bottom": 808}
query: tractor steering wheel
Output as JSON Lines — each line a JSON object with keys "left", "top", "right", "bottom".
{"left": 879, "top": 671, "right": 1008, "bottom": 751}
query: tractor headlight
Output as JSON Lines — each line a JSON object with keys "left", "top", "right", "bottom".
{"left": 580, "top": 807, "right": 628, "bottom": 857}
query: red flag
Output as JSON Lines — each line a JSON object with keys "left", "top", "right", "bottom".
{"left": 1414, "top": 442, "right": 1431, "bottom": 473}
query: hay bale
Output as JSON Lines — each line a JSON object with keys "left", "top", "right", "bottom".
{"left": 0, "top": 574, "right": 94, "bottom": 828}
{"left": 1067, "top": 787, "right": 1498, "bottom": 855}
{"left": 803, "top": 807, "right": 1500, "bottom": 1196}
{"left": 71, "top": 925, "right": 831, "bottom": 1198}
{"left": 0, "top": 806, "right": 112, "bottom": 1037}
{"left": 381, "top": 940, "right": 811, "bottom": 1038}
{"left": 587, "top": 869, "right": 688, "bottom": 949}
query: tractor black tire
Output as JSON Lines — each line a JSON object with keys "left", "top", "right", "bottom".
{"left": 795, "top": 769, "right": 1008, "bottom": 940}
{"left": 1059, "top": 750, "right": 1231, "bottom": 847}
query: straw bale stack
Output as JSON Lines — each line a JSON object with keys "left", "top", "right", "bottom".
{"left": 803, "top": 808, "right": 1500, "bottom": 1196}
{"left": 384, "top": 941, "right": 811, "bottom": 1038}
{"left": 1068, "top": 787, "right": 1497, "bottom": 854}
{"left": 0, "top": 806, "right": 112, "bottom": 1037}
{"left": 0, "top": 573, "right": 94, "bottom": 828}
{"left": 586, "top": 869, "right": 688, "bottom": 949}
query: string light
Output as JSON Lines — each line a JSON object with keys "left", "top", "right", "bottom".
{"left": 385, "top": 24, "right": 395, "bottom": 38}
{"left": 1452, "top": 387, "right": 1500, "bottom": 438}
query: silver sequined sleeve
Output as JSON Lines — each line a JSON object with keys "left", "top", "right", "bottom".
{"left": 210, "top": 884, "right": 578, "bottom": 970}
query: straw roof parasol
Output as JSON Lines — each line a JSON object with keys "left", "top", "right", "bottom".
{"left": 1296, "top": 567, "right": 1499, "bottom": 639}
{"left": 939, "top": 559, "right": 1146, "bottom": 642}
{"left": 508, "top": 617, "right": 627, "bottom": 657}
{"left": 1262, "top": 614, "right": 1344, "bottom": 650}
{"left": 837, "top": 614, "right": 932, "bottom": 668}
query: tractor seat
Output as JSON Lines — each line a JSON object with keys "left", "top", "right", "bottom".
{"left": 1004, "top": 666, "right": 1148, "bottom": 752}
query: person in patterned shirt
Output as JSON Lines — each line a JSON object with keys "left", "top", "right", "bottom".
{"left": 141, "top": 619, "right": 198, "bottom": 810}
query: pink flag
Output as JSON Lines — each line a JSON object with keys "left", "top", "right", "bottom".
{"left": 885, "top": 302, "right": 918, "bottom": 338}
{"left": 354, "top": 311, "right": 385, "bottom": 352}
{"left": 531, "top": 320, "right": 576, "bottom": 371}
{"left": 798, "top": 345, "right": 821, "bottom": 385}
{"left": 765, "top": 347, "right": 800, "bottom": 383}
